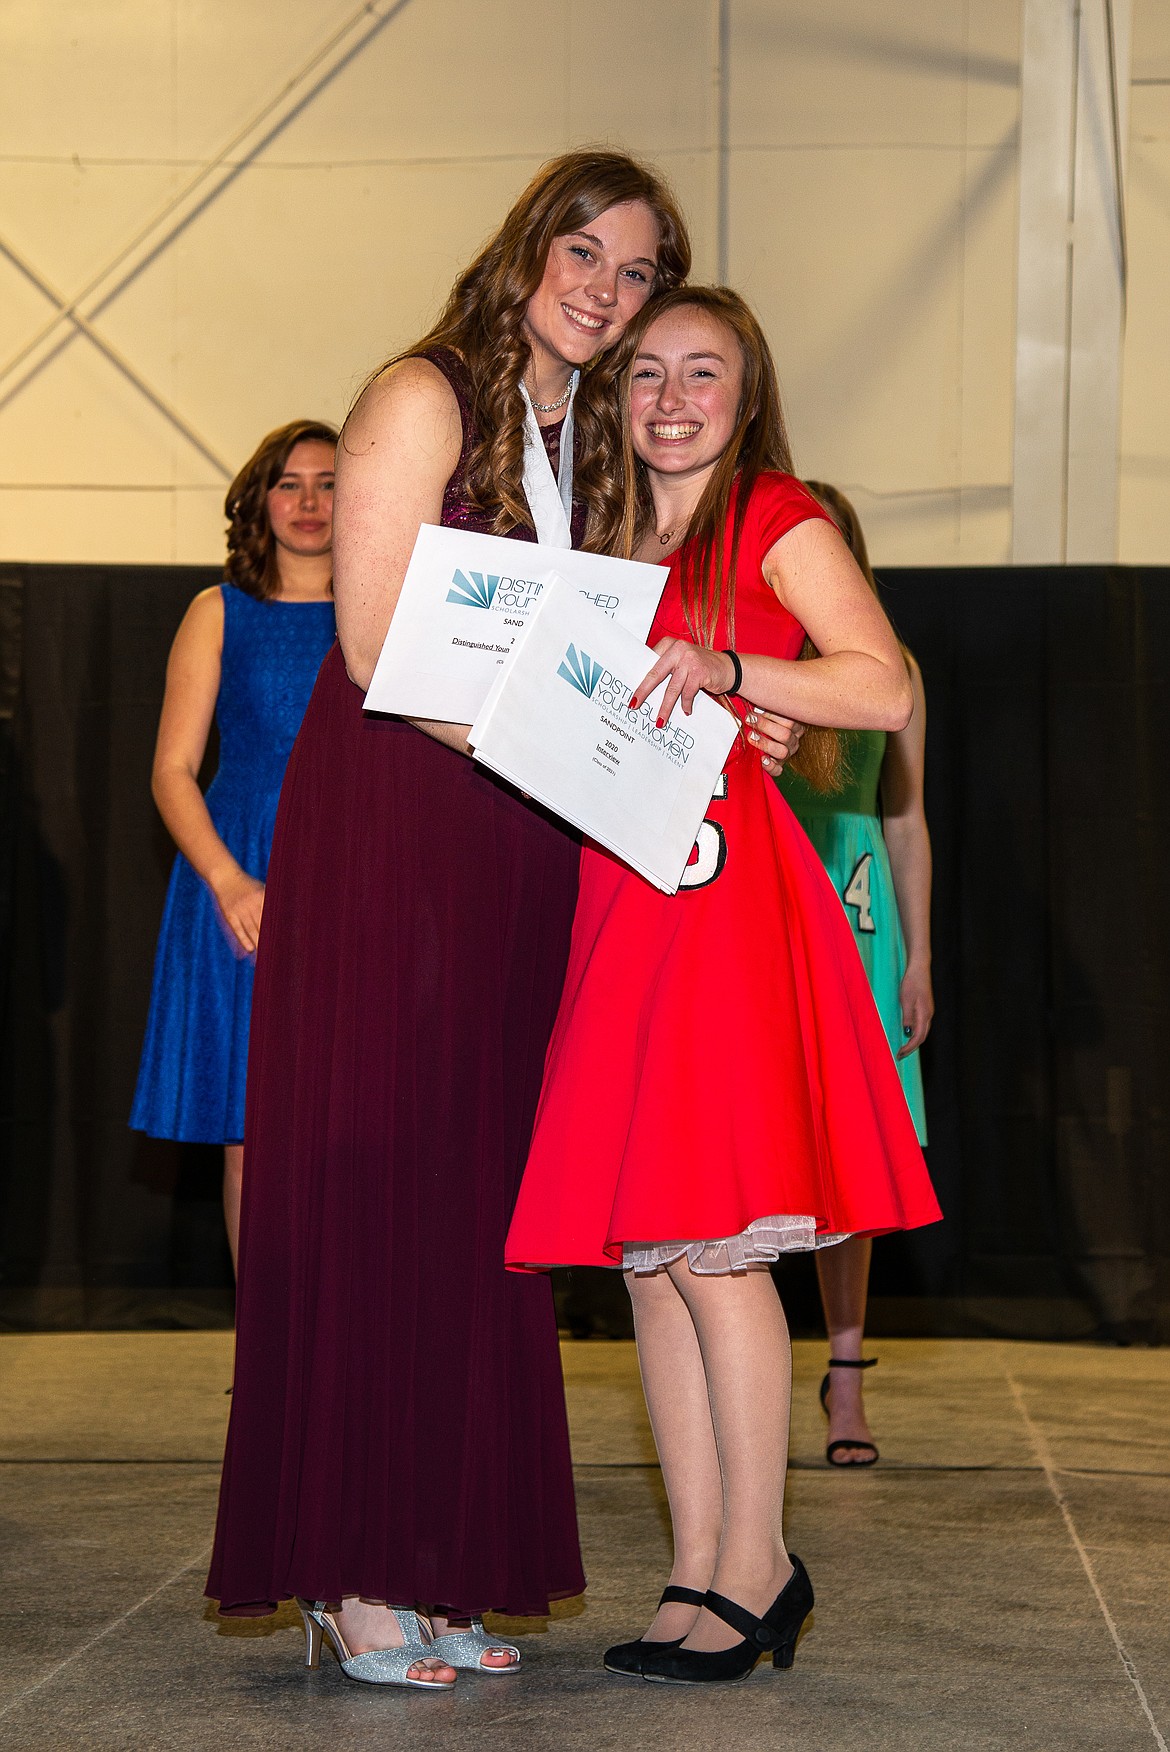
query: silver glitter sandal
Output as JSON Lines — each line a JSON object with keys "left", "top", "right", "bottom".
{"left": 427, "top": 1618, "right": 522, "bottom": 1674}
{"left": 297, "top": 1600, "right": 456, "bottom": 1688}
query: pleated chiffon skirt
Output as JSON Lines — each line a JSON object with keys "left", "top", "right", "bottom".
{"left": 207, "top": 643, "right": 586, "bottom": 1617}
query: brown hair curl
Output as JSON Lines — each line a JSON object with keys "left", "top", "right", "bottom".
{"left": 616, "top": 285, "right": 842, "bottom": 791}
{"left": 224, "top": 419, "right": 339, "bottom": 599}
{"left": 365, "top": 149, "right": 690, "bottom": 547}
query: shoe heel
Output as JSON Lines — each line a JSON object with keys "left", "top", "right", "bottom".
{"left": 771, "top": 1609, "right": 809, "bottom": 1670}
{"left": 298, "top": 1602, "right": 323, "bottom": 1670}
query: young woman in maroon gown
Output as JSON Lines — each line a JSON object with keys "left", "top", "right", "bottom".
{"left": 505, "top": 288, "right": 941, "bottom": 1686}
{"left": 205, "top": 152, "right": 698, "bottom": 1686}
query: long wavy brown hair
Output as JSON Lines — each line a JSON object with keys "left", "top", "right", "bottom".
{"left": 361, "top": 149, "right": 690, "bottom": 546}
{"left": 224, "top": 419, "right": 338, "bottom": 599}
{"left": 616, "top": 285, "right": 842, "bottom": 791}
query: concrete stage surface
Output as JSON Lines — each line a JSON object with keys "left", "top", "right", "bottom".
{"left": 0, "top": 1336, "right": 1167, "bottom": 1751}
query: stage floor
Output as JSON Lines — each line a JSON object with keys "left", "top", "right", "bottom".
{"left": 0, "top": 1336, "right": 1166, "bottom": 1750}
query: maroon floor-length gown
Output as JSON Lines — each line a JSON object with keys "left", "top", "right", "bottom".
{"left": 207, "top": 348, "right": 586, "bottom": 1617}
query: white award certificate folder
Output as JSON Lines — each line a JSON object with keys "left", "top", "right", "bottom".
{"left": 469, "top": 577, "right": 738, "bottom": 895}
{"left": 363, "top": 523, "right": 669, "bottom": 724}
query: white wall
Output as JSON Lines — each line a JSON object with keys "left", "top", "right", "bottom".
{"left": 0, "top": 0, "right": 1166, "bottom": 567}
{"left": 1123, "top": 0, "right": 1170, "bottom": 562}
{"left": 727, "top": 0, "right": 1021, "bottom": 563}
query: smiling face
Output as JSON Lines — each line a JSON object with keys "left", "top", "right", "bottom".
{"left": 629, "top": 305, "right": 746, "bottom": 485}
{"left": 522, "top": 199, "right": 662, "bottom": 373}
{"left": 265, "top": 439, "right": 335, "bottom": 557}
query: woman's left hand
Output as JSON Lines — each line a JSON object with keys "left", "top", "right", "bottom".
{"left": 897, "top": 963, "right": 935, "bottom": 1057}
{"left": 629, "top": 639, "right": 737, "bottom": 723}
{"left": 746, "top": 709, "right": 805, "bottom": 775}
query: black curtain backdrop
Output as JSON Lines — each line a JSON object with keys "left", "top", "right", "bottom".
{"left": 1, "top": 563, "right": 1167, "bottom": 1339}
{"left": 0, "top": 565, "right": 225, "bottom": 1328}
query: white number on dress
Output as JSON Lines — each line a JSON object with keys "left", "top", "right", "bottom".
{"left": 843, "top": 853, "right": 876, "bottom": 933}
{"left": 679, "top": 773, "right": 729, "bottom": 891}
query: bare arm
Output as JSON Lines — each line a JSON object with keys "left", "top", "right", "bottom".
{"left": 633, "top": 519, "right": 913, "bottom": 731}
{"left": 332, "top": 356, "right": 472, "bottom": 754}
{"left": 879, "top": 654, "right": 934, "bottom": 1054}
{"left": 752, "top": 520, "right": 913, "bottom": 728}
{"left": 151, "top": 588, "right": 264, "bottom": 954}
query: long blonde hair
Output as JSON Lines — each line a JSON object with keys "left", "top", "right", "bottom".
{"left": 617, "top": 286, "right": 842, "bottom": 791}
{"left": 357, "top": 150, "right": 690, "bottom": 550}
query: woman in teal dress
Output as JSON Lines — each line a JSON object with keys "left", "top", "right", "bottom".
{"left": 778, "top": 481, "right": 933, "bottom": 1466}
{"left": 131, "top": 420, "right": 338, "bottom": 1271}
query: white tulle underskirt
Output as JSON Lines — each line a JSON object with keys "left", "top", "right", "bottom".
{"left": 623, "top": 1214, "right": 851, "bottom": 1276}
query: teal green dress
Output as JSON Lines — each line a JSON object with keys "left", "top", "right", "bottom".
{"left": 779, "top": 732, "right": 927, "bottom": 1143}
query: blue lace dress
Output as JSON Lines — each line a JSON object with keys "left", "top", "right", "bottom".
{"left": 130, "top": 585, "right": 336, "bottom": 1144}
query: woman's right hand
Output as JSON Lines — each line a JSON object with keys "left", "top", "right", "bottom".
{"left": 896, "top": 961, "right": 934, "bottom": 1056}
{"left": 213, "top": 869, "right": 266, "bottom": 957}
{"left": 629, "top": 639, "right": 738, "bottom": 721}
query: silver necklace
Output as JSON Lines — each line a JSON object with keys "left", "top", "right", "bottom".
{"left": 527, "top": 377, "right": 573, "bottom": 414}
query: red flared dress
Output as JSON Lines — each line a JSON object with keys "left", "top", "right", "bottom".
{"left": 505, "top": 473, "right": 941, "bottom": 1273}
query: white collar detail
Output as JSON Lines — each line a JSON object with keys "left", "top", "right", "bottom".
{"left": 518, "top": 371, "right": 579, "bottom": 548}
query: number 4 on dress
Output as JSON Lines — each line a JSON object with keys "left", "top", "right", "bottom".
{"left": 844, "top": 852, "right": 876, "bottom": 932}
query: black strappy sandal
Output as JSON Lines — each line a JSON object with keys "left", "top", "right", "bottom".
{"left": 603, "top": 1585, "right": 706, "bottom": 1676}
{"left": 818, "top": 1356, "right": 879, "bottom": 1467}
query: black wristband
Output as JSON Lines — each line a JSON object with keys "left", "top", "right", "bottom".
{"left": 720, "top": 649, "right": 743, "bottom": 698}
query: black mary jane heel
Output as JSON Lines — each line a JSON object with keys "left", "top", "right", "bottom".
{"left": 819, "top": 1356, "right": 880, "bottom": 1466}
{"left": 603, "top": 1585, "right": 706, "bottom": 1676}
{"left": 639, "top": 1557, "right": 814, "bottom": 1686}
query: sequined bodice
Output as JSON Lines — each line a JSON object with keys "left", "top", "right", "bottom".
{"left": 424, "top": 346, "right": 586, "bottom": 545}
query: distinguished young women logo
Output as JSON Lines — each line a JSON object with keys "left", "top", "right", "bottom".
{"left": 557, "top": 644, "right": 696, "bottom": 769}
{"left": 446, "top": 568, "right": 543, "bottom": 614}
{"left": 557, "top": 644, "right": 603, "bottom": 697}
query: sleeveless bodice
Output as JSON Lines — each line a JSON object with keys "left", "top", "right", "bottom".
{"left": 782, "top": 728, "right": 887, "bottom": 819}
{"left": 130, "top": 581, "right": 335, "bottom": 1147}
{"left": 423, "top": 345, "right": 586, "bottom": 545}
{"left": 212, "top": 585, "right": 336, "bottom": 803}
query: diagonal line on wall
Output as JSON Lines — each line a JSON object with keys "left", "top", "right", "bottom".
{"left": 1103, "top": 0, "right": 1129, "bottom": 303}
{"left": 0, "top": 0, "right": 417, "bottom": 424}
{"left": 0, "top": 232, "right": 232, "bottom": 476}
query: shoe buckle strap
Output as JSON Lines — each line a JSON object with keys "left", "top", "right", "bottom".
{"left": 701, "top": 1589, "right": 780, "bottom": 1649}
{"left": 658, "top": 1585, "right": 706, "bottom": 1609}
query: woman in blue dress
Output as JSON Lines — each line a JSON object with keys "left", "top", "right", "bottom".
{"left": 778, "top": 481, "right": 933, "bottom": 1466}
{"left": 131, "top": 419, "right": 338, "bottom": 1269}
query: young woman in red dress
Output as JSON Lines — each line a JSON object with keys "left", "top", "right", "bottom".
{"left": 505, "top": 287, "right": 942, "bottom": 1686}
